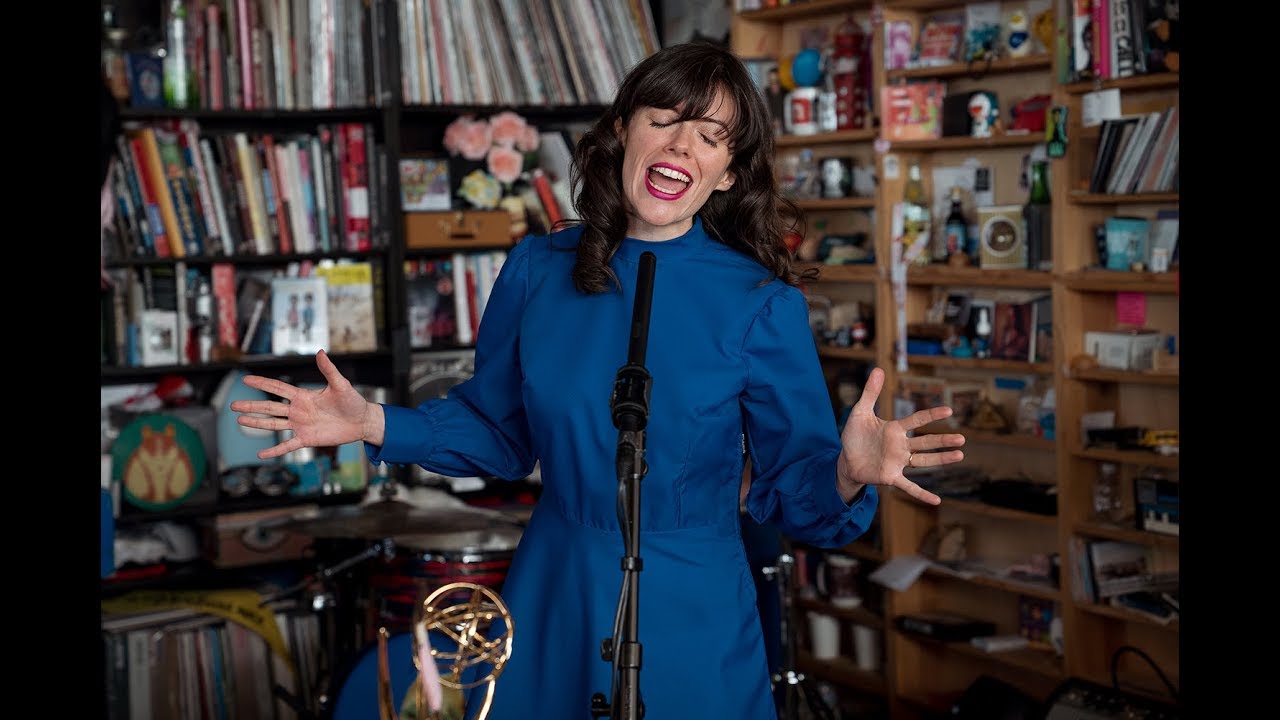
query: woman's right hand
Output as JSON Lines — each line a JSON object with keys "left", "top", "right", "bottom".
{"left": 230, "top": 349, "right": 384, "bottom": 459}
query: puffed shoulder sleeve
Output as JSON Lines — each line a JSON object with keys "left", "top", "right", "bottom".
{"left": 365, "top": 238, "right": 536, "bottom": 481}
{"left": 740, "top": 286, "right": 878, "bottom": 548}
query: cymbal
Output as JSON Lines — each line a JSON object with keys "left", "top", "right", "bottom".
{"left": 280, "top": 499, "right": 522, "bottom": 540}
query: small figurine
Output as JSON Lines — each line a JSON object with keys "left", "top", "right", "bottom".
{"left": 1007, "top": 9, "right": 1031, "bottom": 57}
{"left": 967, "top": 92, "right": 999, "bottom": 138}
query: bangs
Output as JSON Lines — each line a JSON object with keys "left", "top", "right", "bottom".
{"left": 626, "top": 72, "right": 755, "bottom": 152}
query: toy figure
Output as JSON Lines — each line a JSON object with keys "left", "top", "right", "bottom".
{"left": 967, "top": 92, "right": 998, "bottom": 138}
{"left": 1007, "top": 9, "right": 1031, "bottom": 57}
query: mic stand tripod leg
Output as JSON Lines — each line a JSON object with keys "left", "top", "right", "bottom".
{"left": 766, "top": 544, "right": 835, "bottom": 720}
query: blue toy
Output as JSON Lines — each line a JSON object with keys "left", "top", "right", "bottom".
{"left": 791, "top": 48, "right": 823, "bottom": 87}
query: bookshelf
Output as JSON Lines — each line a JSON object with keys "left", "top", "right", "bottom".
{"left": 732, "top": 0, "right": 1179, "bottom": 715}
{"left": 99, "top": 2, "right": 659, "bottom": 717}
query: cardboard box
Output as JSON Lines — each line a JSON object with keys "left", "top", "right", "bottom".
{"left": 404, "top": 210, "right": 512, "bottom": 250}
{"left": 1084, "top": 330, "right": 1163, "bottom": 370}
{"left": 202, "top": 507, "right": 317, "bottom": 568}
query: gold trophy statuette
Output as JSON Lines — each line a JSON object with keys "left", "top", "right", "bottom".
{"left": 378, "top": 582, "right": 515, "bottom": 720}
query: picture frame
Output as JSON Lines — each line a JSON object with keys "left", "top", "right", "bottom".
{"left": 270, "top": 276, "right": 330, "bottom": 356}
{"left": 400, "top": 156, "right": 452, "bottom": 212}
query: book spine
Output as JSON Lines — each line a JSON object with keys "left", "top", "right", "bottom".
{"left": 211, "top": 262, "right": 238, "bottom": 349}
{"left": 341, "top": 122, "right": 371, "bottom": 252}
{"left": 138, "top": 128, "right": 186, "bottom": 257}
{"left": 530, "top": 169, "right": 563, "bottom": 226}
{"left": 198, "top": 137, "right": 236, "bottom": 255}
{"left": 261, "top": 134, "right": 293, "bottom": 254}
{"left": 180, "top": 122, "right": 223, "bottom": 253}
{"left": 115, "top": 136, "right": 155, "bottom": 255}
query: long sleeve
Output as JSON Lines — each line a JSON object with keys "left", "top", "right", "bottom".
{"left": 740, "top": 286, "right": 878, "bottom": 547}
{"left": 365, "top": 239, "right": 536, "bottom": 481}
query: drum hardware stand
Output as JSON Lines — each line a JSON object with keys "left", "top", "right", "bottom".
{"left": 592, "top": 252, "right": 656, "bottom": 720}
{"left": 764, "top": 542, "right": 835, "bottom": 720}
{"left": 259, "top": 539, "right": 397, "bottom": 719}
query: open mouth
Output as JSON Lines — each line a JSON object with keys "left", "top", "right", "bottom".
{"left": 645, "top": 163, "right": 692, "bottom": 200}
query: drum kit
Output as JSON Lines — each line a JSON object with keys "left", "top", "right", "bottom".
{"left": 261, "top": 485, "right": 525, "bottom": 720}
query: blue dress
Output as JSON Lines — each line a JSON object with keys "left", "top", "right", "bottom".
{"left": 368, "top": 217, "right": 878, "bottom": 719}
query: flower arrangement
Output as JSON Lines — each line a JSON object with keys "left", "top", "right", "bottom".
{"left": 443, "top": 111, "right": 542, "bottom": 213}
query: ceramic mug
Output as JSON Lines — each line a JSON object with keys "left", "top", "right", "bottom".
{"left": 785, "top": 87, "right": 819, "bottom": 135}
{"left": 815, "top": 553, "right": 862, "bottom": 608}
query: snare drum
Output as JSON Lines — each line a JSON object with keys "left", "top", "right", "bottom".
{"left": 370, "top": 525, "right": 523, "bottom": 629}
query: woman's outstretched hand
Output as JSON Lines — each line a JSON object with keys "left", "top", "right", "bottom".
{"left": 836, "top": 367, "right": 966, "bottom": 506}
{"left": 230, "top": 350, "right": 383, "bottom": 459}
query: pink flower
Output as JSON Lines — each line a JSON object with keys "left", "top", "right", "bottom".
{"left": 487, "top": 145, "right": 524, "bottom": 185}
{"left": 444, "top": 116, "right": 493, "bottom": 161}
{"left": 489, "top": 111, "right": 528, "bottom": 148}
{"left": 517, "top": 126, "right": 541, "bottom": 153}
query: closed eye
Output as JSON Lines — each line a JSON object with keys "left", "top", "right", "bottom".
{"left": 699, "top": 133, "right": 718, "bottom": 148}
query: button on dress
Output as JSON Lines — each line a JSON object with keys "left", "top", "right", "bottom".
{"left": 368, "top": 217, "right": 878, "bottom": 719}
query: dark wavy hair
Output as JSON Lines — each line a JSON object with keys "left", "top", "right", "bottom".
{"left": 567, "top": 41, "right": 805, "bottom": 294}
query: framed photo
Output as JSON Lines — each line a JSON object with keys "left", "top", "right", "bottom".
{"left": 400, "top": 156, "right": 452, "bottom": 211}
{"left": 270, "top": 277, "right": 329, "bottom": 356}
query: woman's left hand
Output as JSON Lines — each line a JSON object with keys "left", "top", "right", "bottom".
{"left": 836, "top": 367, "right": 966, "bottom": 506}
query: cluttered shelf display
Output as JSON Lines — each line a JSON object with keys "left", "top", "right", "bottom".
{"left": 99, "top": 0, "right": 674, "bottom": 717}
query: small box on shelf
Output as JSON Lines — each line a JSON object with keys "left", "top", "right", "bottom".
{"left": 404, "top": 210, "right": 512, "bottom": 250}
{"left": 1084, "top": 329, "right": 1162, "bottom": 370}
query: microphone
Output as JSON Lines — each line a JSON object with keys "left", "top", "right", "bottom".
{"left": 610, "top": 252, "right": 656, "bottom": 434}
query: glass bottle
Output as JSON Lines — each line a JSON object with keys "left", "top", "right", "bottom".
{"left": 902, "top": 161, "right": 931, "bottom": 266}
{"left": 163, "top": 0, "right": 197, "bottom": 108}
{"left": 1024, "top": 160, "right": 1052, "bottom": 270}
{"left": 102, "top": 4, "right": 130, "bottom": 101}
{"left": 942, "top": 186, "right": 968, "bottom": 263}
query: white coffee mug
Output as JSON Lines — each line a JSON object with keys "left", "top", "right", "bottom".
{"left": 785, "top": 87, "right": 819, "bottom": 135}
{"left": 808, "top": 612, "right": 840, "bottom": 659}
{"left": 852, "top": 624, "right": 881, "bottom": 672}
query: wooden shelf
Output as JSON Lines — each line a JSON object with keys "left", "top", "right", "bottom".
{"left": 1069, "top": 367, "right": 1179, "bottom": 386}
{"left": 100, "top": 350, "right": 392, "bottom": 380}
{"left": 923, "top": 565, "right": 1062, "bottom": 602}
{"left": 796, "top": 596, "right": 885, "bottom": 629}
{"left": 1063, "top": 72, "right": 1180, "bottom": 95}
{"left": 905, "top": 355, "right": 1052, "bottom": 374}
{"left": 884, "top": 133, "right": 1044, "bottom": 151}
{"left": 1059, "top": 269, "right": 1178, "bottom": 294}
{"left": 1068, "top": 192, "right": 1179, "bottom": 205}
{"left": 798, "top": 262, "right": 879, "bottom": 282}
{"left": 1076, "top": 601, "right": 1179, "bottom": 632}
{"left": 1073, "top": 521, "right": 1179, "bottom": 550}
{"left": 105, "top": 248, "right": 388, "bottom": 268}
{"left": 793, "top": 196, "right": 877, "bottom": 211}
{"left": 936, "top": 497, "right": 1057, "bottom": 527}
{"left": 795, "top": 652, "right": 887, "bottom": 696}
{"left": 906, "top": 266, "right": 1052, "bottom": 289}
{"left": 887, "top": 54, "right": 1052, "bottom": 82}
{"left": 738, "top": 0, "right": 870, "bottom": 21}
{"left": 817, "top": 345, "right": 878, "bottom": 362}
{"left": 947, "top": 427, "right": 1055, "bottom": 451}
{"left": 899, "top": 632, "right": 1066, "bottom": 679}
{"left": 776, "top": 128, "right": 877, "bottom": 147}
{"left": 1074, "top": 447, "right": 1179, "bottom": 470}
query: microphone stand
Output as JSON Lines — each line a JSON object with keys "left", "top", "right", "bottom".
{"left": 592, "top": 251, "right": 656, "bottom": 720}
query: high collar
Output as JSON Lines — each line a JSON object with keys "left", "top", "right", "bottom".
{"left": 614, "top": 215, "right": 712, "bottom": 262}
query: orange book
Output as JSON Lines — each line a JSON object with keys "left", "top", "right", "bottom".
{"left": 136, "top": 127, "right": 186, "bottom": 257}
